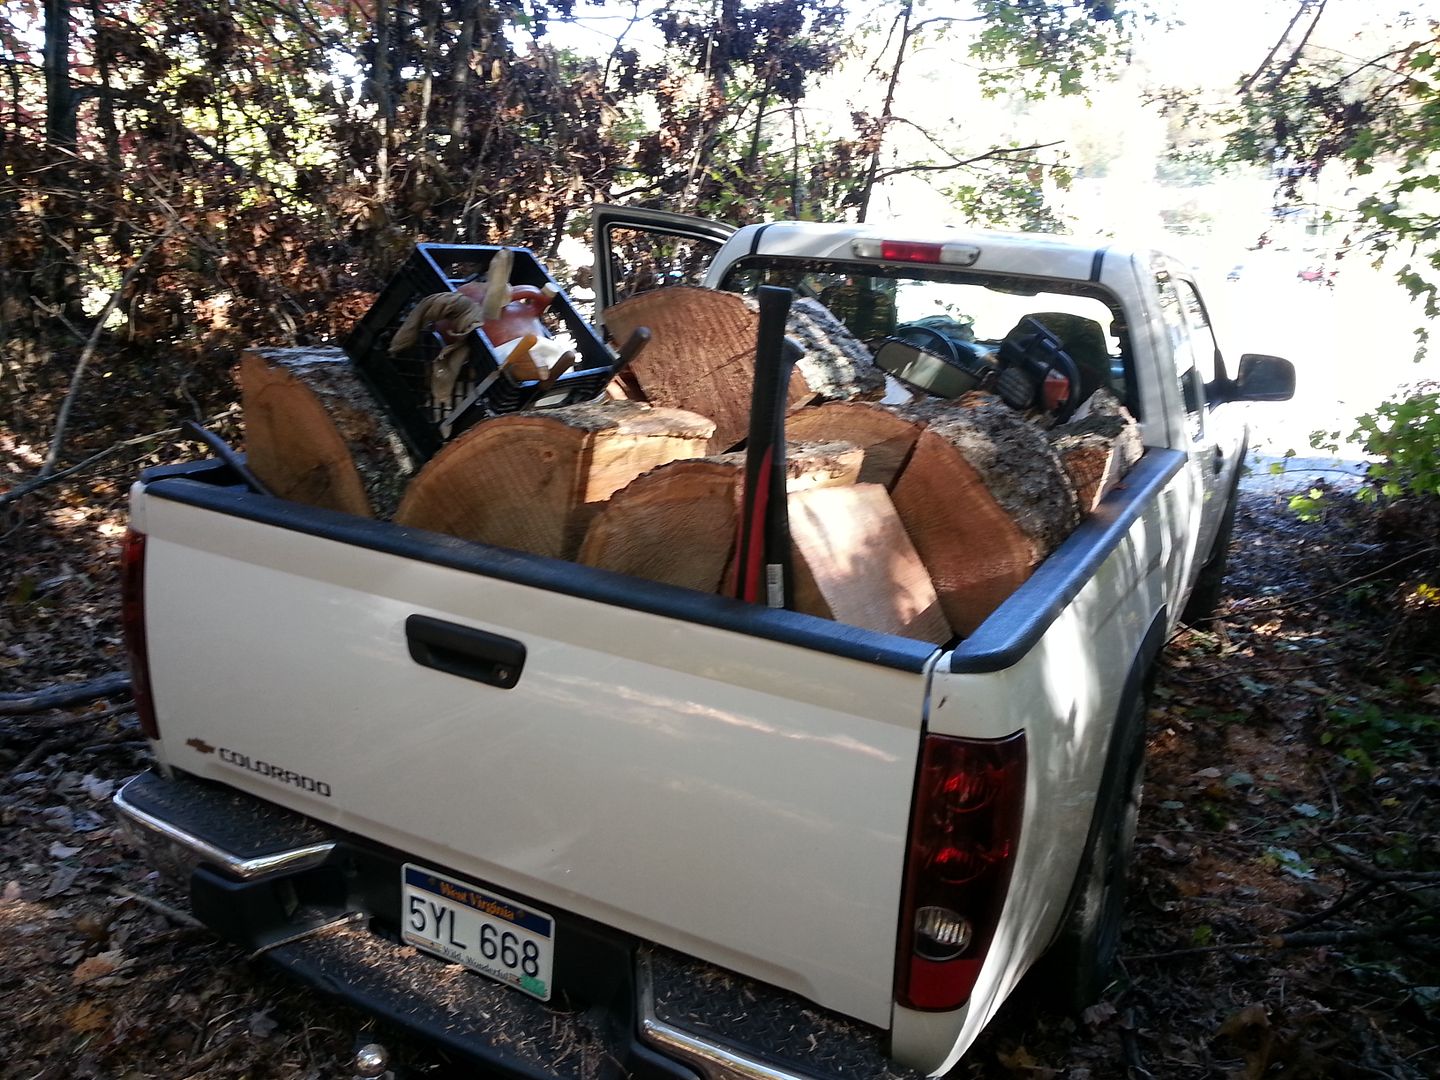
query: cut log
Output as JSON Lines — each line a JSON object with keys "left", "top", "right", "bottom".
{"left": 395, "top": 401, "right": 714, "bottom": 560}
{"left": 785, "top": 401, "right": 926, "bottom": 489}
{"left": 600, "top": 287, "right": 812, "bottom": 451}
{"left": 1047, "top": 389, "right": 1145, "bottom": 512}
{"left": 600, "top": 287, "right": 886, "bottom": 451}
{"left": 891, "top": 393, "right": 1080, "bottom": 636}
{"left": 578, "top": 441, "right": 862, "bottom": 593}
{"left": 789, "top": 483, "right": 951, "bottom": 643}
{"left": 241, "top": 347, "right": 418, "bottom": 518}
{"left": 577, "top": 459, "right": 739, "bottom": 593}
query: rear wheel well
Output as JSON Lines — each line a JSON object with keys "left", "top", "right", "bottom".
{"left": 1029, "top": 607, "right": 1166, "bottom": 1009}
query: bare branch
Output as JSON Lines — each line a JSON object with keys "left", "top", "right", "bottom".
{"left": 41, "top": 227, "right": 176, "bottom": 479}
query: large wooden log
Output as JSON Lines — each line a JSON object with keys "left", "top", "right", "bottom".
{"left": 240, "top": 347, "right": 418, "bottom": 518}
{"left": 600, "top": 287, "right": 811, "bottom": 450}
{"left": 394, "top": 401, "right": 714, "bottom": 560}
{"left": 891, "top": 393, "right": 1080, "bottom": 636}
{"left": 785, "top": 401, "right": 925, "bottom": 489}
{"left": 600, "top": 287, "right": 885, "bottom": 451}
{"left": 789, "top": 483, "right": 951, "bottom": 643}
{"left": 1046, "top": 389, "right": 1144, "bottom": 512}
{"left": 577, "top": 442, "right": 862, "bottom": 593}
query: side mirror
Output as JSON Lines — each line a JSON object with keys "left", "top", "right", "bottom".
{"left": 1227, "top": 353, "right": 1295, "bottom": 402}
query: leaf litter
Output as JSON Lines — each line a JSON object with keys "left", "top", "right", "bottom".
{"left": 3, "top": 429, "right": 1436, "bottom": 1076}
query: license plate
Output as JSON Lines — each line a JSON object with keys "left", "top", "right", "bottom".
{"left": 401, "top": 864, "right": 554, "bottom": 1001}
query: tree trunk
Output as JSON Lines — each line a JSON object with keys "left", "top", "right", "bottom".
{"left": 89, "top": 0, "right": 127, "bottom": 255}
{"left": 372, "top": 0, "right": 393, "bottom": 202}
{"left": 857, "top": 0, "right": 912, "bottom": 224}
{"left": 395, "top": 402, "right": 715, "bottom": 560}
{"left": 445, "top": 0, "right": 481, "bottom": 168}
{"left": 40, "top": 0, "right": 80, "bottom": 314}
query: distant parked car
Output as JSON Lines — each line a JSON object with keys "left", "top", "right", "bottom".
{"left": 1297, "top": 265, "right": 1337, "bottom": 284}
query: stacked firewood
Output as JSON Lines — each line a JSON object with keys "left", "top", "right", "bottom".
{"left": 238, "top": 285, "right": 1142, "bottom": 646}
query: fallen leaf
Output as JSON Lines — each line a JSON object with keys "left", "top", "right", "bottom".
{"left": 49, "top": 841, "right": 82, "bottom": 859}
{"left": 72, "top": 949, "right": 125, "bottom": 984}
{"left": 2, "top": 881, "right": 22, "bottom": 904}
{"left": 43, "top": 866, "right": 81, "bottom": 899}
{"left": 1081, "top": 1000, "right": 1117, "bottom": 1028}
{"left": 66, "top": 1001, "right": 113, "bottom": 1034}
{"left": 81, "top": 774, "right": 116, "bottom": 801}
{"left": 249, "top": 1008, "right": 279, "bottom": 1038}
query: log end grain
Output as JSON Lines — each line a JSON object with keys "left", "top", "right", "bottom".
{"left": 789, "top": 483, "right": 951, "bottom": 643}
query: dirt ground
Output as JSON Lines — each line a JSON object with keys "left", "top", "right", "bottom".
{"left": 3, "top": 420, "right": 1437, "bottom": 1078}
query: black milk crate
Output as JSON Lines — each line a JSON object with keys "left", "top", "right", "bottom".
{"left": 343, "top": 244, "right": 615, "bottom": 459}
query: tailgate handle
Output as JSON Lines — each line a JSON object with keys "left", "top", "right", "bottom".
{"left": 405, "top": 615, "right": 526, "bottom": 689}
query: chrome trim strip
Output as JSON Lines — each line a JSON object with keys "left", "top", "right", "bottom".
{"left": 635, "top": 951, "right": 814, "bottom": 1080}
{"left": 113, "top": 780, "right": 335, "bottom": 880}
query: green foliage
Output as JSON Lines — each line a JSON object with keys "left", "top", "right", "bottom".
{"left": 969, "top": 0, "right": 1137, "bottom": 100}
{"left": 1351, "top": 388, "right": 1440, "bottom": 501}
{"left": 1294, "top": 385, "right": 1440, "bottom": 518}
{"left": 943, "top": 162, "right": 1072, "bottom": 232}
{"left": 1319, "top": 701, "right": 1440, "bottom": 776}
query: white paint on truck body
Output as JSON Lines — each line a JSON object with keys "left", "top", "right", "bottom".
{"left": 141, "top": 492, "right": 933, "bottom": 1026}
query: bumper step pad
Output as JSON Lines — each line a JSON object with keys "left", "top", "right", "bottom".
{"left": 643, "top": 947, "right": 921, "bottom": 1080}
{"left": 268, "top": 919, "right": 651, "bottom": 1080}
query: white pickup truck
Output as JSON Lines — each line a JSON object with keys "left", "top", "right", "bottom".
{"left": 113, "top": 209, "right": 1294, "bottom": 1079}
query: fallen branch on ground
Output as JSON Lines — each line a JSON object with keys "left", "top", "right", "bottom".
{"left": 1126, "top": 917, "right": 1440, "bottom": 962}
{"left": 112, "top": 885, "right": 205, "bottom": 929}
{"left": 0, "top": 672, "right": 132, "bottom": 715}
{"left": 0, "top": 405, "right": 238, "bottom": 509}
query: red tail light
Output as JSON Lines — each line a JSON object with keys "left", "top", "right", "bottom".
{"left": 896, "top": 731, "right": 1026, "bottom": 1011}
{"left": 120, "top": 528, "right": 159, "bottom": 739}
{"left": 879, "top": 240, "right": 945, "bottom": 263}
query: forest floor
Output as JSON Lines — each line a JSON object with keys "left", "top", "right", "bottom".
{"left": 2, "top": 367, "right": 1438, "bottom": 1078}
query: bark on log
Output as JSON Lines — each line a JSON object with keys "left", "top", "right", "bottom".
{"left": 395, "top": 401, "right": 715, "bottom": 560}
{"left": 891, "top": 392, "right": 1080, "bottom": 636}
{"left": 578, "top": 442, "right": 862, "bottom": 593}
{"left": 240, "top": 347, "right": 418, "bottom": 518}
{"left": 1047, "top": 389, "right": 1144, "bottom": 512}
{"left": 600, "top": 287, "right": 886, "bottom": 451}
{"left": 789, "top": 483, "right": 951, "bottom": 643}
{"left": 785, "top": 401, "right": 925, "bottom": 489}
{"left": 751, "top": 296, "right": 887, "bottom": 403}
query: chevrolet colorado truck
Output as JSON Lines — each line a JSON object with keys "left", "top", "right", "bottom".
{"left": 113, "top": 209, "right": 1294, "bottom": 1079}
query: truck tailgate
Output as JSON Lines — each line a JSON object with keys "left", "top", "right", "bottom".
{"left": 137, "top": 480, "right": 938, "bottom": 1027}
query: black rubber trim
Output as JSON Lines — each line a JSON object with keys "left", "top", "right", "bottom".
{"left": 949, "top": 448, "right": 1185, "bottom": 674}
{"left": 1089, "top": 246, "right": 1108, "bottom": 282}
{"left": 748, "top": 221, "right": 775, "bottom": 255}
{"left": 143, "top": 468, "right": 939, "bottom": 674}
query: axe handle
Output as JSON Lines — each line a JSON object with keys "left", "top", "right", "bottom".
{"left": 732, "top": 286, "right": 799, "bottom": 609}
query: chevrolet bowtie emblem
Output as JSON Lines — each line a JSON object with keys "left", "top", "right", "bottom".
{"left": 186, "top": 737, "right": 216, "bottom": 755}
